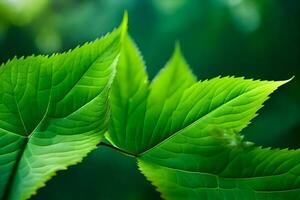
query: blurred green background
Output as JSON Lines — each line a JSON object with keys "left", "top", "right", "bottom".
{"left": 0, "top": 0, "right": 299, "bottom": 199}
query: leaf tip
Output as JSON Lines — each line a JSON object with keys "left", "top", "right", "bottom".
{"left": 171, "top": 41, "right": 185, "bottom": 61}
{"left": 119, "top": 11, "right": 128, "bottom": 40}
{"left": 174, "top": 41, "right": 181, "bottom": 54}
{"left": 275, "top": 76, "right": 295, "bottom": 87}
{"left": 288, "top": 75, "right": 295, "bottom": 82}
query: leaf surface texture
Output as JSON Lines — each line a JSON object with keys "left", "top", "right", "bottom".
{"left": 108, "top": 36, "right": 297, "bottom": 199}
{"left": 0, "top": 19, "right": 127, "bottom": 200}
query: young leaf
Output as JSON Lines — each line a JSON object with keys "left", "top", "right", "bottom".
{"left": 107, "top": 36, "right": 296, "bottom": 199}
{"left": 0, "top": 15, "right": 127, "bottom": 200}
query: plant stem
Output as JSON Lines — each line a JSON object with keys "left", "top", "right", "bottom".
{"left": 97, "top": 142, "right": 137, "bottom": 157}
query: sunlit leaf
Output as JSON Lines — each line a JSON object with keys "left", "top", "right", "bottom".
{"left": 107, "top": 35, "right": 296, "bottom": 199}
{"left": 0, "top": 14, "right": 127, "bottom": 200}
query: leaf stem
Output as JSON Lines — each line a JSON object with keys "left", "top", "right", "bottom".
{"left": 97, "top": 142, "right": 137, "bottom": 157}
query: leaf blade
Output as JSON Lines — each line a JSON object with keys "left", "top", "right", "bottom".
{"left": 140, "top": 77, "right": 288, "bottom": 156}
{"left": 143, "top": 43, "right": 197, "bottom": 151}
{"left": 107, "top": 35, "right": 149, "bottom": 154}
{"left": 139, "top": 144, "right": 300, "bottom": 200}
{"left": 0, "top": 17, "right": 127, "bottom": 200}
{"left": 137, "top": 77, "right": 293, "bottom": 199}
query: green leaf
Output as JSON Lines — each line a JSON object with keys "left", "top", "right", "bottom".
{"left": 108, "top": 39, "right": 196, "bottom": 154}
{"left": 107, "top": 36, "right": 295, "bottom": 199}
{"left": 139, "top": 138, "right": 300, "bottom": 199}
{"left": 138, "top": 77, "right": 294, "bottom": 199}
{"left": 107, "top": 35, "right": 149, "bottom": 154}
{"left": 139, "top": 78, "right": 292, "bottom": 199}
{"left": 143, "top": 43, "right": 196, "bottom": 152}
{"left": 0, "top": 15, "right": 127, "bottom": 200}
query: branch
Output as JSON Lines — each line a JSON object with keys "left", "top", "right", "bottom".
{"left": 97, "top": 142, "right": 137, "bottom": 157}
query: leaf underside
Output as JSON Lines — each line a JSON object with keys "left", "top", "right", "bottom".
{"left": 0, "top": 18, "right": 127, "bottom": 200}
{"left": 107, "top": 35, "right": 297, "bottom": 199}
